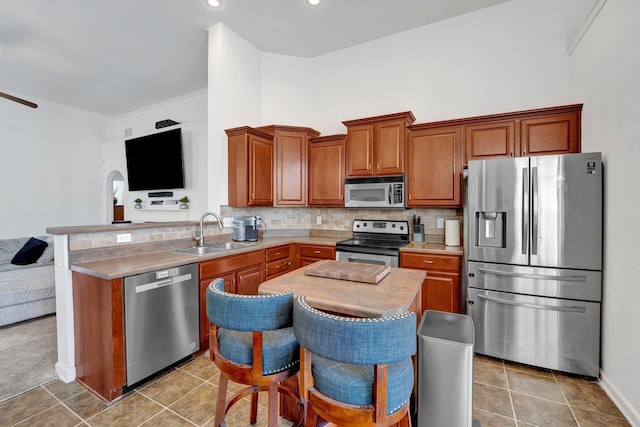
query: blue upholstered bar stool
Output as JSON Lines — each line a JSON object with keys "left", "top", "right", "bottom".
{"left": 293, "top": 295, "right": 417, "bottom": 427}
{"left": 206, "top": 278, "right": 303, "bottom": 426}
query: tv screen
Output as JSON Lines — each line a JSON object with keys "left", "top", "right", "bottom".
{"left": 125, "top": 128, "right": 185, "bottom": 191}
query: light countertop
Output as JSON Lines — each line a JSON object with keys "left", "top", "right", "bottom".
{"left": 71, "top": 235, "right": 462, "bottom": 280}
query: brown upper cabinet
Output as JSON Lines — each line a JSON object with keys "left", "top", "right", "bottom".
{"left": 464, "top": 104, "right": 582, "bottom": 163}
{"left": 256, "top": 125, "right": 320, "bottom": 206}
{"left": 308, "top": 134, "right": 347, "bottom": 206}
{"left": 406, "top": 125, "right": 464, "bottom": 207}
{"left": 226, "top": 127, "right": 274, "bottom": 207}
{"left": 343, "top": 112, "right": 415, "bottom": 177}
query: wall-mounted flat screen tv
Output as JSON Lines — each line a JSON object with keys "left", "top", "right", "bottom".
{"left": 125, "top": 128, "right": 185, "bottom": 191}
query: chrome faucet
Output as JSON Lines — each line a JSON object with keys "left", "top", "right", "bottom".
{"left": 196, "top": 212, "right": 223, "bottom": 247}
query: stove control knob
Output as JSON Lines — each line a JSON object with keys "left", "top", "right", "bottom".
{"left": 392, "top": 224, "right": 396, "bottom": 228}
{"left": 399, "top": 225, "right": 404, "bottom": 230}
{"left": 363, "top": 222, "right": 368, "bottom": 227}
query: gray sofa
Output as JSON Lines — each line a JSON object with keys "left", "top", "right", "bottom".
{"left": 0, "top": 236, "right": 56, "bottom": 327}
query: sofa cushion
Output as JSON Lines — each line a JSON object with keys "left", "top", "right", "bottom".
{"left": 36, "top": 235, "right": 54, "bottom": 264}
{"left": 0, "top": 237, "right": 30, "bottom": 264}
{"left": 11, "top": 238, "right": 48, "bottom": 265}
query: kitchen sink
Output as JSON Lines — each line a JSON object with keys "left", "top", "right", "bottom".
{"left": 206, "top": 241, "right": 257, "bottom": 250}
{"left": 173, "top": 241, "right": 256, "bottom": 255}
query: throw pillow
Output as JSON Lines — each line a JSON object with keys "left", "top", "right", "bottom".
{"left": 11, "top": 237, "right": 48, "bottom": 265}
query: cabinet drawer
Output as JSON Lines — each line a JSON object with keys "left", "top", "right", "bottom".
{"left": 266, "top": 258, "right": 294, "bottom": 278}
{"left": 265, "top": 245, "right": 291, "bottom": 263}
{"left": 400, "top": 252, "right": 460, "bottom": 272}
{"left": 299, "top": 244, "right": 335, "bottom": 259}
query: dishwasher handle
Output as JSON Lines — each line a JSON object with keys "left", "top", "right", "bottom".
{"left": 135, "top": 273, "right": 193, "bottom": 293}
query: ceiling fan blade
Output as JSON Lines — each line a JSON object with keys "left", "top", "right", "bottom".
{"left": 0, "top": 91, "right": 38, "bottom": 109}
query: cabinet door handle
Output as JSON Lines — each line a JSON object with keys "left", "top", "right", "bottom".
{"left": 423, "top": 260, "right": 434, "bottom": 264}
{"left": 313, "top": 250, "right": 320, "bottom": 254}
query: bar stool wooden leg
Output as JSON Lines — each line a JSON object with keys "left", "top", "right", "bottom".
{"left": 268, "top": 382, "right": 279, "bottom": 426}
{"left": 250, "top": 389, "right": 259, "bottom": 424}
{"left": 215, "top": 374, "right": 228, "bottom": 427}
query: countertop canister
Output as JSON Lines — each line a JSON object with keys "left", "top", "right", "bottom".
{"left": 445, "top": 220, "right": 460, "bottom": 246}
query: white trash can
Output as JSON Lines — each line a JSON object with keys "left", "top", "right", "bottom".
{"left": 417, "top": 310, "right": 475, "bottom": 427}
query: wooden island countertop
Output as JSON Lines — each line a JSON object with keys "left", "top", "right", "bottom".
{"left": 259, "top": 264, "right": 425, "bottom": 318}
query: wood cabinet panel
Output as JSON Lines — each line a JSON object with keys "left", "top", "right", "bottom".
{"left": 200, "top": 250, "right": 264, "bottom": 280}
{"left": 299, "top": 244, "right": 335, "bottom": 259}
{"left": 257, "top": 125, "right": 320, "bottom": 206}
{"left": 521, "top": 112, "right": 580, "bottom": 156}
{"left": 345, "top": 124, "right": 374, "bottom": 176}
{"left": 375, "top": 119, "right": 406, "bottom": 176}
{"left": 72, "top": 272, "right": 125, "bottom": 402}
{"left": 266, "top": 245, "right": 291, "bottom": 263}
{"left": 308, "top": 134, "right": 346, "bottom": 206}
{"left": 400, "top": 252, "right": 460, "bottom": 272}
{"left": 198, "top": 250, "right": 265, "bottom": 348}
{"left": 343, "top": 112, "right": 415, "bottom": 177}
{"left": 465, "top": 120, "right": 517, "bottom": 162}
{"left": 236, "top": 264, "right": 264, "bottom": 295}
{"left": 298, "top": 244, "right": 336, "bottom": 267}
{"left": 406, "top": 126, "right": 463, "bottom": 207}
{"left": 423, "top": 272, "right": 460, "bottom": 313}
{"left": 400, "top": 252, "right": 462, "bottom": 314}
{"left": 226, "top": 127, "right": 274, "bottom": 207}
{"left": 266, "top": 244, "right": 294, "bottom": 280}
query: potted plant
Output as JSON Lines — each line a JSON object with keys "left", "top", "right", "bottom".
{"left": 134, "top": 198, "right": 143, "bottom": 209}
{"left": 179, "top": 196, "right": 190, "bottom": 209}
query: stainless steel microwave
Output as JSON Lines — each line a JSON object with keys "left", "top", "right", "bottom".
{"left": 344, "top": 175, "right": 405, "bottom": 209}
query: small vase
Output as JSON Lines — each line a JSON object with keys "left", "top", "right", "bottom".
{"left": 134, "top": 203, "right": 142, "bottom": 209}
{"left": 180, "top": 203, "right": 189, "bottom": 209}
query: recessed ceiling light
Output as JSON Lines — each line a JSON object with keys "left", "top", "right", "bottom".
{"left": 205, "top": 0, "right": 222, "bottom": 7}
{"left": 307, "top": 0, "right": 322, "bottom": 6}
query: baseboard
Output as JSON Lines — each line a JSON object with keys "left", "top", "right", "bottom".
{"left": 599, "top": 369, "right": 640, "bottom": 426}
{"left": 55, "top": 361, "right": 76, "bottom": 384}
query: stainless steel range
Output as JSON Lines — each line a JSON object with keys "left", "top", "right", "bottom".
{"left": 336, "top": 219, "right": 410, "bottom": 267}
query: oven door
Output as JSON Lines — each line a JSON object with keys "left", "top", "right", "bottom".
{"left": 336, "top": 250, "right": 398, "bottom": 267}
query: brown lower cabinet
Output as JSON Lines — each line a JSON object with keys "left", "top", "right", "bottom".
{"left": 265, "top": 244, "right": 295, "bottom": 280}
{"left": 400, "top": 251, "right": 462, "bottom": 314}
{"left": 72, "top": 272, "right": 126, "bottom": 402}
{"left": 198, "top": 250, "right": 265, "bottom": 349}
{"left": 299, "top": 243, "right": 336, "bottom": 266}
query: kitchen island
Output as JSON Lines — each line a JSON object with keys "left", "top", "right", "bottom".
{"left": 259, "top": 263, "right": 425, "bottom": 318}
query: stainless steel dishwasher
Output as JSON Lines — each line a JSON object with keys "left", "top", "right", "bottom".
{"left": 124, "top": 263, "right": 199, "bottom": 386}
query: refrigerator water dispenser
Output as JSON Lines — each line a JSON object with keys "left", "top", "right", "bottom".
{"left": 475, "top": 212, "right": 506, "bottom": 248}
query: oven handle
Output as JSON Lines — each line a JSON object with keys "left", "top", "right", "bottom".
{"left": 477, "top": 267, "right": 588, "bottom": 282}
{"left": 344, "top": 257, "right": 387, "bottom": 266}
{"left": 478, "top": 294, "right": 587, "bottom": 313}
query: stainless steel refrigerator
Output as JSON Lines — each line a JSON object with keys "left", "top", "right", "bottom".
{"left": 465, "top": 152, "right": 602, "bottom": 378}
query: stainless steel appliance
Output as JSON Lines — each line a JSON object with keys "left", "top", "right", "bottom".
{"left": 124, "top": 263, "right": 199, "bottom": 386}
{"left": 344, "top": 175, "right": 405, "bottom": 209}
{"left": 232, "top": 216, "right": 266, "bottom": 241}
{"left": 465, "top": 152, "right": 602, "bottom": 377}
{"left": 336, "top": 219, "right": 409, "bottom": 267}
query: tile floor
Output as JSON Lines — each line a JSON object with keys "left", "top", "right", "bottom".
{"left": 0, "top": 354, "right": 631, "bottom": 427}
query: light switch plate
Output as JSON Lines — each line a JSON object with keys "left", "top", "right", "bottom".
{"left": 437, "top": 218, "right": 445, "bottom": 229}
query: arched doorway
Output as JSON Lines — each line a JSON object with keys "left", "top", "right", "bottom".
{"left": 106, "top": 170, "right": 125, "bottom": 223}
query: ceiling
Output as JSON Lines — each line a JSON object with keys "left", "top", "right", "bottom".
{"left": 1, "top": 0, "right": 517, "bottom": 115}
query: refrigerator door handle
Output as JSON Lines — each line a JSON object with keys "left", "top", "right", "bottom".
{"left": 477, "top": 267, "right": 588, "bottom": 282}
{"left": 522, "top": 167, "right": 529, "bottom": 255}
{"left": 531, "top": 166, "right": 538, "bottom": 255}
{"left": 478, "top": 294, "right": 587, "bottom": 313}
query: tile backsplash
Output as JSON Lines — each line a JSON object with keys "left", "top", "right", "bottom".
{"left": 220, "top": 206, "right": 463, "bottom": 244}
